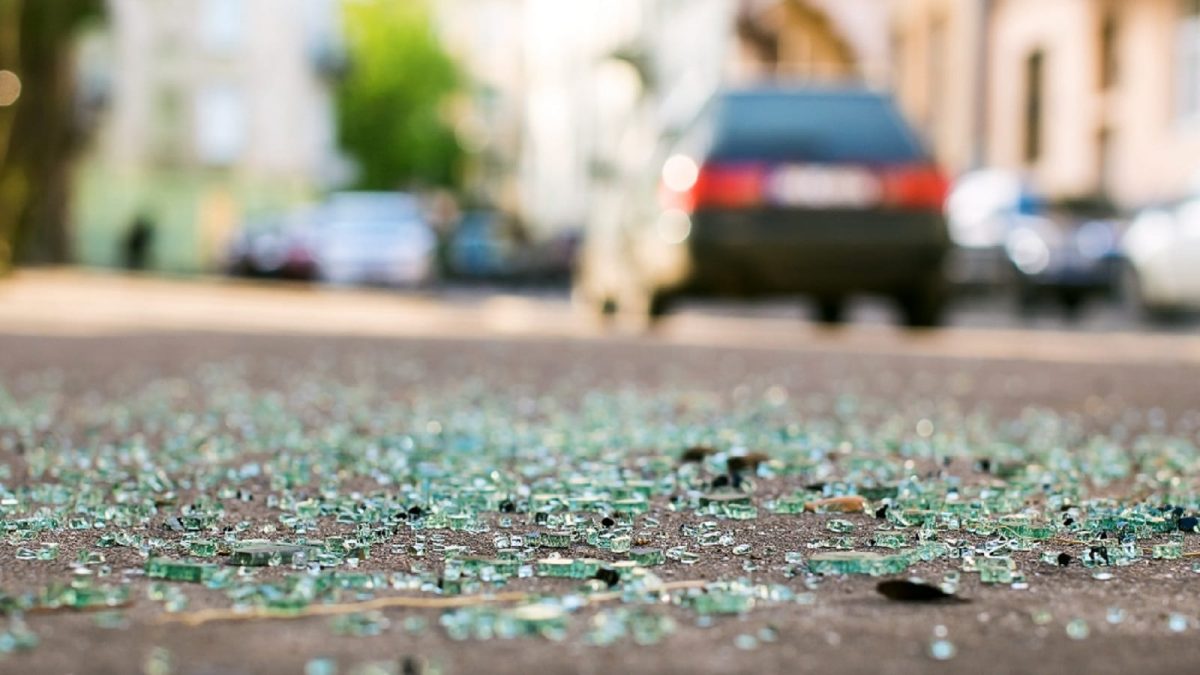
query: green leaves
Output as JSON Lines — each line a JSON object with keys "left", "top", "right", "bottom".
{"left": 337, "top": 0, "right": 463, "bottom": 190}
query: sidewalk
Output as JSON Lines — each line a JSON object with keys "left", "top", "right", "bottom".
{"left": 1, "top": 267, "right": 1197, "bottom": 365}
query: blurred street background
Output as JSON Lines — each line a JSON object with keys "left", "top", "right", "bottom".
{"left": 1, "top": 0, "right": 1200, "bottom": 330}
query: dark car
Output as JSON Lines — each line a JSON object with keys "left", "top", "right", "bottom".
{"left": 946, "top": 171, "right": 1124, "bottom": 316}
{"left": 447, "top": 210, "right": 516, "bottom": 280}
{"left": 225, "top": 211, "right": 320, "bottom": 282}
{"left": 1005, "top": 209, "right": 1123, "bottom": 317}
{"left": 575, "top": 86, "right": 951, "bottom": 326}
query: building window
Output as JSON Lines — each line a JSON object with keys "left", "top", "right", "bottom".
{"left": 195, "top": 85, "right": 245, "bottom": 166}
{"left": 200, "top": 0, "right": 245, "bottom": 55}
{"left": 1023, "top": 50, "right": 1045, "bottom": 164}
{"left": 1179, "top": 0, "right": 1200, "bottom": 120}
{"left": 1099, "top": 9, "right": 1119, "bottom": 89}
{"left": 927, "top": 15, "right": 946, "bottom": 139}
{"left": 151, "top": 85, "right": 185, "bottom": 167}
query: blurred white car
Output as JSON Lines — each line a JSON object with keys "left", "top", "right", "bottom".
{"left": 1123, "top": 196, "right": 1200, "bottom": 315}
{"left": 310, "top": 192, "right": 436, "bottom": 287}
{"left": 945, "top": 170, "right": 1039, "bottom": 288}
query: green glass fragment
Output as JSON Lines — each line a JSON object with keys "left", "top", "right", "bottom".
{"left": 807, "top": 550, "right": 913, "bottom": 576}
{"left": 230, "top": 542, "right": 316, "bottom": 567}
{"left": 145, "top": 558, "right": 218, "bottom": 583}
{"left": 978, "top": 557, "right": 1016, "bottom": 584}
{"left": 629, "top": 548, "right": 665, "bottom": 566}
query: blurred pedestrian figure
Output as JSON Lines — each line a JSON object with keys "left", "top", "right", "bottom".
{"left": 424, "top": 188, "right": 459, "bottom": 279}
{"left": 122, "top": 213, "right": 155, "bottom": 271}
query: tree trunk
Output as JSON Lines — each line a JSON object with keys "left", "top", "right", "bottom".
{"left": 0, "top": 0, "right": 102, "bottom": 273}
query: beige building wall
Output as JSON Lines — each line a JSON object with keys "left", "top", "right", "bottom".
{"left": 894, "top": 0, "right": 1200, "bottom": 207}
{"left": 736, "top": 0, "right": 891, "bottom": 84}
{"left": 989, "top": 0, "right": 1200, "bottom": 205}
{"left": 1110, "top": 0, "right": 1200, "bottom": 205}
{"left": 438, "top": 0, "right": 735, "bottom": 235}
{"left": 890, "top": 0, "right": 987, "bottom": 172}
{"left": 987, "top": 0, "right": 1101, "bottom": 198}
{"left": 74, "top": 0, "right": 344, "bottom": 272}
{"left": 95, "top": 0, "right": 340, "bottom": 182}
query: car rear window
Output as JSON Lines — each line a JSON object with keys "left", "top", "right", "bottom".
{"left": 710, "top": 90, "right": 926, "bottom": 164}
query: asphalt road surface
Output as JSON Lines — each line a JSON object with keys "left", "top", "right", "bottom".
{"left": 1, "top": 271, "right": 1199, "bottom": 675}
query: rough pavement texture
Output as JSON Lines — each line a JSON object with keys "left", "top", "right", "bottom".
{"left": 1, "top": 331, "right": 1199, "bottom": 675}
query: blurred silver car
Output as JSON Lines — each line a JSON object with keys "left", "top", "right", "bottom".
{"left": 310, "top": 192, "right": 436, "bottom": 287}
{"left": 1123, "top": 194, "right": 1200, "bottom": 317}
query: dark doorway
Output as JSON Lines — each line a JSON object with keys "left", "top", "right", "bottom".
{"left": 1023, "top": 49, "right": 1045, "bottom": 164}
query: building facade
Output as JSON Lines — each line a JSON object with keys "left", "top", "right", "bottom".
{"left": 893, "top": 0, "right": 1200, "bottom": 209}
{"left": 436, "top": 0, "right": 735, "bottom": 238}
{"left": 733, "top": 0, "right": 891, "bottom": 85}
{"left": 73, "top": 0, "right": 344, "bottom": 272}
{"left": 438, "top": 0, "right": 890, "bottom": 236}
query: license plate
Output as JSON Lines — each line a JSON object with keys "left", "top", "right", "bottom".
{"left": 766, "top": 165, "right": 882, "bottom": 208}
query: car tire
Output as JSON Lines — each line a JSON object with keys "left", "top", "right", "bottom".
{"left": 647, "top": 291, "right": 672, "bottom": 320}
{"left": 897, "top": 276, "right": 947, "bottom": 328}
{"left": 1059, "top": 290, "right": 1085, "bottom": 321}
{"left": 813, "top": 297, "right": 846, "bottom": 325}
{"left": 1144, "top": 306, "right": 1191, "bottom": 326}
{"left": 1015, "top": 279, "right": 1039, "bottom": 318}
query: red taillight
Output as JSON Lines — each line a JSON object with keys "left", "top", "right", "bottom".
{"left": 880, "top": 165, "right": 949, "bottom": 211}
{"left": 695, "top": 164, "right": 767, "bottom": 209}
{"left": 661, "top": 162, "right": 767, "bottom": 212}
{"left": 661, "top": 160, "right": 947, "bottom": 212}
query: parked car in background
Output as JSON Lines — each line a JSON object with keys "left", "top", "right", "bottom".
{"left": 946, "top": 171, "right": 1124, "bottom": 316}
{"left": 225, "top": 192, "right": 436, "bottom": 288}
{"left": 507, "top": 228, "right": 582, "bottom": 283}
{"left": 575, "top": 86, "right": 952, "bottom": 327}
{"left": 311, "top": 192, "right": 436, "bottom": 287}
{"left": 447, "top": 210, "right": 516, "bottom": 280}
{"left": 225, "top": 210, "right": 320, "bottom": 281}
{"left": 1123, "top": 193, "right": 1200, "bottom": 318}
{"left": 1004, "top": 205, "right": 1123, "bottom": 317}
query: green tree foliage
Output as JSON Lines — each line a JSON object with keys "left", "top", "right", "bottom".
{"left": 337, "top": 0, "right": 463, "bottom": 191}
{"left": 0, "top": 0, "right": 104, "bottom": 273}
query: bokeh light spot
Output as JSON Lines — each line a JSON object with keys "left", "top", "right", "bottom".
{"left": 0, "top": 70, "right": 21, "bottom": 107}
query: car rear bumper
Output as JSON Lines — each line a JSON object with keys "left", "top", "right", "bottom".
{"left": 675, "top": 208, "right": 949, "bottom": 296}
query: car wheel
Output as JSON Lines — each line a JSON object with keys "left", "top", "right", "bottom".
{"left": 812, "top": 297, "right": 846, "bottom": 325}
{"left": 1015, "top": 280, "right": 1039, "bottom": 318}
{"left": 897, "top": 276, "right": 947, "bottom": 328}
{"left": 1144, "top": 306, "right": 1191, "bottom": 326}
{"left": 1059, "top": 290, "right": 1085, "bottom": 321}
